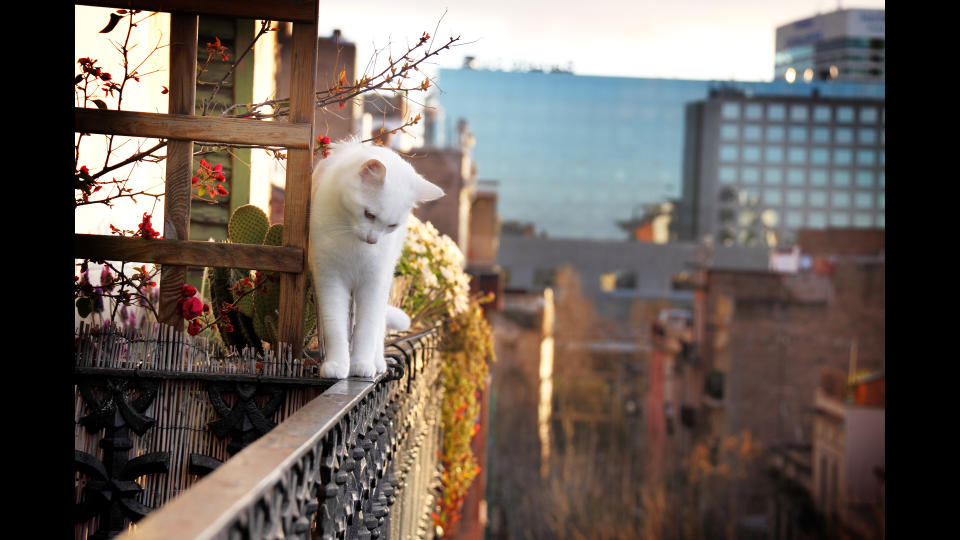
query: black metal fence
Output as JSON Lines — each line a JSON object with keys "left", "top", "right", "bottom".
{"left": 74, "top": 324, "right": 443, "bottom": 539}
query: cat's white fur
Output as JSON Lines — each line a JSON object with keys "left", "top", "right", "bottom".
{"left": 308, "top": 139, "right": 443, "bottom": 379}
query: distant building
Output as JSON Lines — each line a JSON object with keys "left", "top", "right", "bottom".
{"left": 677, "top": 91, "right": 885, "bottom": 248}
{"left": 775, "top": 9, "right": 885, "bottom": 84}
{"left": 429, "top": 68, "right": 884, "bottom": 241}
{"left": 810, "top": 368, "right": 885, "bottom": 540}
{"left": 672, "top": 228, "right": 884, "bottom": 536}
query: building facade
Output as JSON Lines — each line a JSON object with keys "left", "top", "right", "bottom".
{"left": 429, "top": 68, "right": 884, "bottom": 241}
{"left": 678, "top": 91, "right": 885, "bottom": 248}
{"left": 775, "top": 9, "right": 885, "bottom": 84}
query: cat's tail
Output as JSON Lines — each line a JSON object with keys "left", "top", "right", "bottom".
{"left": 385, "top": 306, "right": 411, "bottom": 332}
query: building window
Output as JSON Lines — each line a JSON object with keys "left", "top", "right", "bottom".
{"left": 765, "top": 147, "right": 784, "bottom": 163}
{"left": 810, "top": 148, "right": 829, "bottom": 165}
{"left": 742, "top": 167, "right": 760, "bottom": 184}
{"left": 600, "top": 271, "right": 637, "bottom": 291}
{"left": 786, "top": 210, "right": 803, "bottom": 227}
{"left": 830, "top": 212, "right": 850, "bottom": 227}
{"left": 790, "top": 104, "right": 808, "bottom": 122}
{"left": 880, "top": 128, "right": 885, "bottom": 145}
{"left": 813, "top": 105, "right": 831, "bottom": 122}
{"left": 533, "top": 268, "right": 556, "bottom": 288}
{"left": 786, "top": 189, "right": 805, "bottom": 206}
{"left": 767, "top": 103, "right": 786, "bottom": 121}
{"left": 810, "top": 169, "right": 828, "bottom": 186}
{"left": 809, "top": 190, "right": 827, "bottom": 207}
{"left": 789, "top": 126, "right": 808, "bottom": 144}
{"left": 721, "top": 102, "right": 741, "bottom": 120}
{"left": 832, "top": 192, "right": 851, "bottom": 208}
{"left": 878, "top": 193, "right": 885, "bottom": 209}
{"left": 856, "top": 149, "right": 876, "bottom": 166}
{"left": 812, "top": 127, "right": 830, "bottom": 144}
{"left": 835, "top": 128, "right": 853, "bottom": 144}
{"left": 877, "top": 213, "right": 884, "bottom": 227}
{"left": 765, "top": 125, "right": 785, "bottom": 142}
{"left": 788, "top": 147, "right": 807, "bottom": 164}
{"left": 763, "top": 189, "right": 782, "bottom": 205}
{"left": 858, "top": 128, "right": 877, "bottom": 145}
{"left": 878, "top": 171, "right": 885, "bottom": 188}
{"left": 860, "top": 106, "right": 878, "bottom": 123}
{"left": 764, "top": 167, "right": 784, "bottom": 184}
{"left": 854, "top": 192, "right": 874, "bottom": 209}
{"left": 855, "top": 170, "right": 874, "bottom": 187}
{"left": 853, "top": 213, "right": 874, "bottom": 227}
{"left": 721, "top": 123, "right": 739, "bottom": 141}
{"left": 807, "top": 211, "right": 827, "bottom": 228}
{"left": 879, "top": 150, "right": 885, "bottom": 166}
{"left": 742, "top": 146, "right": 761, "bottom": 163}
{"left": 836, "top": 106, "right": 854, "bottom": 123}
{"left": 786, "top": 168, "right": 805, "bottom": 186}
{"left": 718, "top": 166, "right": 737, "bottom": 184}
{"left": 743, "top": 124, "right": 762, "bottom": 141}
{"left": 745, "top": 103, "right": 763, "bottom": 120}
{"left": 833, "top": 149, "right": 852, "bottom": 166}
{"left": 832, "top": 170, "right": 851, "bottom": 187}
{"left": 719, "top": 145, "right": 738, "bottom": 162}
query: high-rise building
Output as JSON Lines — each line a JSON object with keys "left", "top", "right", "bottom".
{"left": 429, "top": 68, "right": 884, "bottom": 241}
{"left": 774, "top": 9, "right": 885, "bottom": 84}
{"left": 678, "top": 90, "right": 885, "bottom": 248}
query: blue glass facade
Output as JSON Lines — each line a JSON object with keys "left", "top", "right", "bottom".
{"left": 430, "top": 68, "right": 883, "bottom": 240}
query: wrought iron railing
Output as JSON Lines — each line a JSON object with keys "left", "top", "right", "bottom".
{"left": 75, "top": 325, "right": 443, "bottom": 539}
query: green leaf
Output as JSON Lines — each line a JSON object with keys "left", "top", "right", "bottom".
{"left": 76, "top": 297, "right": 93, "bottom": 318}
{"left": 100, "top": 13, "right": 122, "bottom": 33}
{"left": 92, "top": 99, "right": 108, "bottom": 111}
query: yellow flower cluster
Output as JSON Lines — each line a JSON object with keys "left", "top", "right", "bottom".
{"left": 400, "top": 214, "right": 471, "bottom": 320}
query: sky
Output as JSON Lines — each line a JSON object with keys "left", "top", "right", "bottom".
{"left": 318, "top": 0, "right": 885, "bottom": 82}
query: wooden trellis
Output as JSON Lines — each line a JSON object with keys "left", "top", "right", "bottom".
{"left": 74, "top": 0, "right": 320, "bottom": 357}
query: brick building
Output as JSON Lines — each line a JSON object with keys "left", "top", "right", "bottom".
{"left": 672, "top": 228, "right": 884, "bottom": 534}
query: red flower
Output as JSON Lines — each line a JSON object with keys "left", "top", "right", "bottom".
{"left": 192, "top": 176, "right": 199, "bottom": 184}
{"left": 187, "top": 319, "right": 203, "bottom": 336}
{"left": 161, "top": 86, "right": 169, "bottom": 94}
{"left": 182, "top": 284, "right": 197, "bottom": 297}
{"left": 181, "top": 296, "right": 203, "bottom": 319}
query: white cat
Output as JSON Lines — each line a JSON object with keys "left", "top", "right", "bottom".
{"left": 308, "top": 139, "right": 444, "bottom": 379}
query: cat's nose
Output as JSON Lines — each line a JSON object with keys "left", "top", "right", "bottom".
{"left": 365, "top": 235, "right": 377, "bottom": 244}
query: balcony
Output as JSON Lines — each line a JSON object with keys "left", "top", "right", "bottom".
{"left": 75, "top": 326, "right": 445, "bottom": 539}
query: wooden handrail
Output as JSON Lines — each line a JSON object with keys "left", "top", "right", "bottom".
{"left": 76, "top": 0, "right": 319, "bottom": 23}
{"left": 74, "top": 109, "right": 312, "bottom": 149}
{"left": 75, "top": 234, "right": 304, "bottom": 273}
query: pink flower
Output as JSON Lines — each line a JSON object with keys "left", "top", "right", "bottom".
{"left": 182, "top": 284, "right": 197, "bottom": 297}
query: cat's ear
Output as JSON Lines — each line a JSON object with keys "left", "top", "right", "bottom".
{"left": 415, "top": 177, "right": 444, "bottom": 203}
{"left": 359, "top": 159, "right": 386, "bottom": 188}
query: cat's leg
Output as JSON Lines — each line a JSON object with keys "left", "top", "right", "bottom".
{"left": 350, "top": 279, "right": 389, "bottom": 377}
{"left": 315, "top": 277, "right": 352, "bottom": 379}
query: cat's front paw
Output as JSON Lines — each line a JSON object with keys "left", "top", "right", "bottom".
{"left": 319, "top": 351, "right": 350, "bottom": 379}
{"left": 349, "top": 359, "right": 378, "bottom": 378}
{"left": 374, "top": 355, "right": 386, "bottom": 374}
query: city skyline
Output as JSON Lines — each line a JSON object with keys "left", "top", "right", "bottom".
{"left": 319, "top": 0, "right": 885, "bottom": 82}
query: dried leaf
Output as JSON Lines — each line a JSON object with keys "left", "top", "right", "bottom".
{"left": 92, "top": 99, "right": 108, "bottom": 110}
{"left": 100, "top": 13, "right": 123, "bottom": 34}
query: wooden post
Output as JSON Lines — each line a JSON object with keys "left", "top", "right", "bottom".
{"left": 159, "top": 13, "right": 198, "bottom": 327}
{"left": 277, "top": 21, "right": 317, "bottom": 357}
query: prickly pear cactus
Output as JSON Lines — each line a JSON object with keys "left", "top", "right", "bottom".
{"left": 204, "top": 205, "right": 319, "bottom": 351}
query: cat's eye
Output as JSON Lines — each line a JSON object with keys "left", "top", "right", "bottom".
{"left": 387, "top": 223, "right": 398, "bottom": 230}
{"left": 364, "top": 209, "right": 376, "bottom": 220}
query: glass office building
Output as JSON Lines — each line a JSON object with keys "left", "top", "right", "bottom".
{"left": 679, "top": 93, "right": 885, "bottom": 248}
{"left": 429, "top": 68, "right": 883, "bottom": 240}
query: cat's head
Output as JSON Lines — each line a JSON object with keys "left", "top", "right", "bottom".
{"left": 337, "top": 145, "right": 444, "bottom": 245}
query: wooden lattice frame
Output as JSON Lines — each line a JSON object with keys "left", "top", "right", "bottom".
{"left": 74, "top": 1, "right": 320, "bottom": 357}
